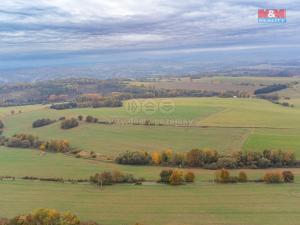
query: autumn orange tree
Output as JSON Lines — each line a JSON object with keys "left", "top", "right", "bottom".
{"left": 151, "top": 151, "right": 161, "bottom": 165}
{"left": 8, "top": 209, "right": 80, "bottom": 225}
{"left": 184, "top": 171, "right": 195, "bottom": 183}
{"left": 169, "top": 170, "right": 184, "bottom": 185}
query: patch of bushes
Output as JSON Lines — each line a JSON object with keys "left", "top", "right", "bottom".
{"left": 61, "top": 118, "right": 79, "bottom": 129}
{"left": 215, "top": 170, "right": 249, "bottom": 183}
{"left": 159, "top": 169, "right": 195, "bottom": 185}
{"left": 50, "top": 102, "right": 77, "bottom": 110}
{"left": 184, "top": 171, "right": 196, "bottom": 183}
{"left": 238, "top": 171, "right": 248, "bottom": 182}
{"left": 282, "top": 171, "right": 294, "bottom": 183}
{"left": 169, "top": 170, "right": 184, "bottom": 185}
{"left": 90, "top": 170, "right": 143, "bottom": 186}
{"left": 86, "top": 115, "right": 98, "bottom": 123}
{"left": 263, "top": 171, "right": 294, "bottom": 184}
{"left": 0, "top": 120, "right": 4, "bottom": 129}
{"left": 263, "top": 171, "right": 283, "bottom": 184}
{"left": 115, "top": 151, "right": 152, "bottom": 165}
{"left": 215, "top": 169, "right": 237, "bottom": 183}
{"left": 32, "top": 118, "right": 55, "bottom": 128}
{"left": 4, "top": 208, "right": 101, "bottom": 225}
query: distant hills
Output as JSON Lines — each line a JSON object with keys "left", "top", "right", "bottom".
{"left": 0, "top": 60, "right": 300, "bottom": 83}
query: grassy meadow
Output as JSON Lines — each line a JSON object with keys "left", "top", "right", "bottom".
{"left": 2, "top": 97, "right": 300, "bottom": 156}
{"left": 1, "top": 95, "right": 300, "bottom": 224}
{"left": 0, "top": 179, "right": 300, "bottom": 225}
{"left": 1, "top": 147, "right": 300, "bottom": 225}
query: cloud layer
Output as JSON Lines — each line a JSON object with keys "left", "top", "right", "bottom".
{"left": 1, "top": 0, "right": 300, "bottom": 70}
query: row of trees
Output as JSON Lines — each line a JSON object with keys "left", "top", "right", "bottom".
{"left": 254, "top": 84, "right": 288, "bottom": 95}
{"left": 215, "top": 169, "right": 294, "bottom": 184}
{"left": 0, "top": 133, "right": 71, "bottom": 153}
{"left": 32, "top": 118, "right": 55, "bottom": 128}
{"left": 50, "top": 98, "right": 123, "bottom": 110}
{"left": 115, "top": 149, "right": 297, "bottom": 169}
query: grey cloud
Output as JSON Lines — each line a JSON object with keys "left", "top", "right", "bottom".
{"left": 0, "top": 0, "right": 299, "bottom": 69}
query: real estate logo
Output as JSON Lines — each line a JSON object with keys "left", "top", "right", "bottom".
{"left": 258, "top": 9, "right": 286, "bottom": 23}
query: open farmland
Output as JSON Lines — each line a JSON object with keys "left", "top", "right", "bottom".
{"left": 132, "top": 76, "right": 300, "bottom": 95}
{"left": 0, "top": 179, "right": 300, "bottom": 225}
{"left": 1, "top": 94, "right": 300, "bottom": 225}
{"left": 1, "top": 146, "right": 300, "bottom": 225}
{"left": 4, "top": 146, "right": 300, "bottom": 181}
{"left": 2, "top": 97, "right": 300, "bottom": 156}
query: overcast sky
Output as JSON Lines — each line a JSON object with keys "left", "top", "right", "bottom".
{"left": 1, "top": 0, "right": 300, "bottom": 71}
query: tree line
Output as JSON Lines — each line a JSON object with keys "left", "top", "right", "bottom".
{"left": 0, "top": 120, "right": 4, "bottom": 135}
{"left": 115, "top": 149, "right": 297, "bottom": 169}
{"left": 0, "top": 133, "right": 70, "bottom": 153}
{"left": 214, "top": 169, "right": 294, "bottom": 184}
{"left": 254, "top": 84, "right": 288, "bottom": 95}
{"left": 50, "top": 97, "right": 123, "bottom": 110}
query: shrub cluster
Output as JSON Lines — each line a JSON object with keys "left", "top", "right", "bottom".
{"left": 21, "top": 176, "right": 88, "bottom": 183}
{"left": 264, "top": 170, "right": 294, "bottom": 184}
{"left": 116, "top": 149, "right": 296, "bottom": 169}
{"left": 61, "top": 118, "right": 79, "bottom": 129}
{"left": 32, "top": 118, "right": 55, "bottom": 128}
{"left": 4, "top": 208, "right": 100, "bottom": 225}
{"left": 159, "top": 169, "right": 195, "bottom": 185}
{"left": 214, "top": 169, "right": 294, "bottom": 184}
{"left": 0, "top": 133, "right": 70, "bottom": 153}
{"left": 50, "top": 102, "right": 77, "bottom": 110}
{"left": 90, "top": 170, "right": 143, "bottom": 186}
{"left": 215, "top": 169, "right": 248, "bottom": 183}
{"left": 115, "top": 151, "right": 152, "bottom": 165}
{"left": 85, "top": 115, "right": 98, "bottom": 123}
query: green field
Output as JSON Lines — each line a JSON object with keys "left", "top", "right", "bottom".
{"left": 1, "top": 180, "right": 300, "bottom": 225}
{"left": 3, "top": 147, "right": 300, "bottom": 181}
{"left": 1, "top": 147, "right": 300, "bottom": 225}
{"left": 1, "top": 96, "right": 300, "bottom": 224}
{"left": 2, "top": 97, "right": 300, "bottom": 156}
